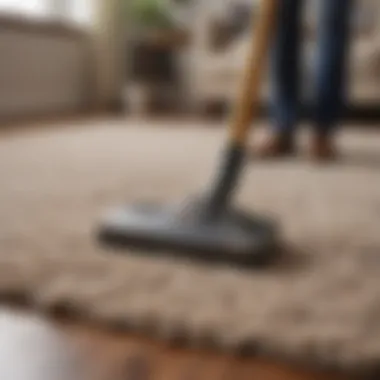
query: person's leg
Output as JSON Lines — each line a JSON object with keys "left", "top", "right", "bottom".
{"left": 312, "top": 0, "right": 354, "bottom": 159}
{"left": 260, "top": 0, "right": 304, "bottom": 157}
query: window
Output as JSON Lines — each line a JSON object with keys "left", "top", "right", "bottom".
{"left": 71, "top": 0, "right": 94, "bottom": 26}
{"left": 0, "top": 0, "right": 95, "bottom": 27}
{"left": 0, "top": 0, "right": 50, "bottom": 17}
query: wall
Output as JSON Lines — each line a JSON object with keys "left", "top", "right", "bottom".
{"left": 0, "top": 15, "right": 93, "bottom": 121}
{"left": 90, "top": 0, "right": 127, "bottom": 111}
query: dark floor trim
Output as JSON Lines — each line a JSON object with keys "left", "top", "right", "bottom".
{"left": 199, "top": 101, "right": 380, "bottom": 125}
{"left": 342, "top": 104, "right": 380, "bottom": 123}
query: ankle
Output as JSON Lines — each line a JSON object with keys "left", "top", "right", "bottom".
{"left": 310, "top": 131, "right": 336, "bottom": 161}
{"left": 257, "top": 130, "right": 297, "bottom": 158}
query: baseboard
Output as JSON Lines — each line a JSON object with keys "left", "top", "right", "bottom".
{"left": 197, "top": 101, "right": 380, "bottom": 125}
{"left": 343, "top": 104, "right": 380, "bottom": 123}
{"left": 0, "top": 109, "right": 116, "bottom": 135}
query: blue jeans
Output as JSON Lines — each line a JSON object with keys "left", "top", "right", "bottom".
{"left": 270, "top": 0, "right": 353, "bottom": 136}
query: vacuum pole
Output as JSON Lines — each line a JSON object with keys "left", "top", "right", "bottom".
{"left": 205, "top": 0, "right": 278, "bottom": 218}
{"left": 229, "top": 0, "right": 278, "bottom": 145}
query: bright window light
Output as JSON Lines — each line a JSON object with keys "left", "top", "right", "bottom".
{"left": 0, "top": 0, "right": 49, "bottom": 16}
{"left": 0, "top": 0, "right": 95, "bottom": 26}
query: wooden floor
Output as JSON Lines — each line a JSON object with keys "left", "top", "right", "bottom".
{"left": 67, "top": 324, "right": 351, "bottom": 380}
{"left": 0, "top": 307, "right": 350, "bottom": 380}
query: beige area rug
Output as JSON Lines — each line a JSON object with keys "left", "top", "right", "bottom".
{"left": 1, "top": 119, "right": 380, "bottom": 373}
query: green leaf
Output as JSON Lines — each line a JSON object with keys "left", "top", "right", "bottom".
{"left": 129, "top": 0, "right": 174, "bottom": 29}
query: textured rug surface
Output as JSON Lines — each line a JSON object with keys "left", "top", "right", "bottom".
{"left": 1, "top": 119, "right": 380, "bottom": 373}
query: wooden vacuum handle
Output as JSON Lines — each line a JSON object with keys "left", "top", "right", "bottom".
{"left": 229, "top": 0, "right": 278, "bottom": 145}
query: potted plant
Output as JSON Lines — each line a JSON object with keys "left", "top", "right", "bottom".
{"left": 125, "top": 0, "right": 188, "bottom": 113}
{"left": 131, "top": 0, "right": 175, "bottom": 30}
{"left": 128, "top": 0, "right": 187, "bottom": 45}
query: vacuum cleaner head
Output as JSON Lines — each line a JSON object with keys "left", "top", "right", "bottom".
{"left": 97, "top": 198, "right": 279, "bottom": 267}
